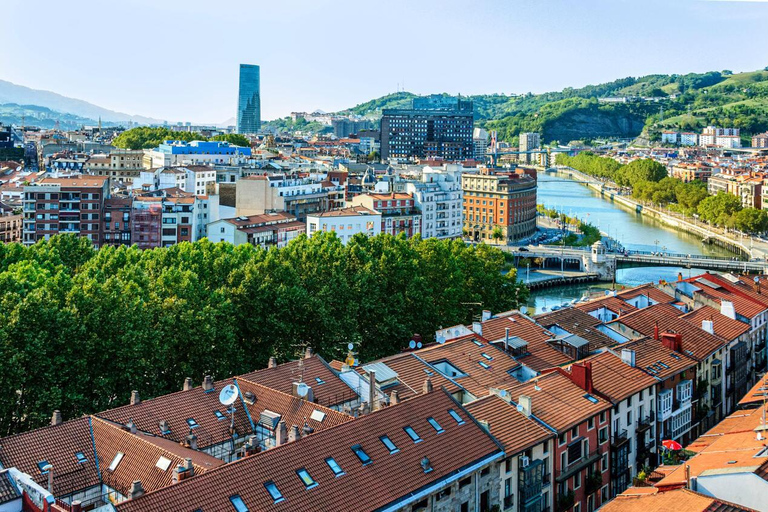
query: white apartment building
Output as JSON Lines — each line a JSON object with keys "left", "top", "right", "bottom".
{"left": 403, "top": 165, "right": 463, "bottom": 239}
{"left": 680, "top": 132, "right": 699, "bottom": 146}
{"left": 184, "top": 166, "right": 218, "bottom": 196}
{"left": 306, "top": 206, "right": 381, "bottom": 244}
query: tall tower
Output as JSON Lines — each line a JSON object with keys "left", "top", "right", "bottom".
{"left": 237, "top": 64, "right": 261, "bottom": 134}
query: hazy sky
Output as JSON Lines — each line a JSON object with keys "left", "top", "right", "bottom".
{"left": 2, "top": 0, "right": 767, "bottom": 123}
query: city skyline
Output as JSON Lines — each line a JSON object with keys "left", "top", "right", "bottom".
{"left": 1, "top": 0, "right": 768, "bottom": 124}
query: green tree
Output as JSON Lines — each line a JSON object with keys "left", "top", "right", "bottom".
{"left": 697, "top": 192, "right": 742, "bottom": 227}
{"left": 734, "top": 208, "right": 768, "bottom": 233}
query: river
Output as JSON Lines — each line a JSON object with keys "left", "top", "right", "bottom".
{"left": 525, "top": 171, "right": 734, "bottom": 314}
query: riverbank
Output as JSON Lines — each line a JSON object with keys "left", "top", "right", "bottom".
{"left": 550, "top": 166, "right": 759, "bottom": 258}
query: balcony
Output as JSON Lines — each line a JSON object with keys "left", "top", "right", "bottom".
{"left": 612, "top": 429, "right": 629, "bottom": 448}
{"left": 637, "top": 415, "right": 653, "bottom": 432}
{"left": 556, "top": 448, "right": 602, "bottom": 483}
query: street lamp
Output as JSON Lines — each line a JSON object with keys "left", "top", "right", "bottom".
{"left": 654, "top": 239, "right": 660, "bottom": 253}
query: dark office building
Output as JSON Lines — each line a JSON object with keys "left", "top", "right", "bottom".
{"left": 380, "top": 95, "right": 474, "bottom": 161}
{"left": 0, "top": 125, "right": 12, "bottom": 148}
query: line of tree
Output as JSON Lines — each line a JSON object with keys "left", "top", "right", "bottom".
{"left": 112, "top": 127, "right": 251, "bottom": 150}
{"left": 0, "top": 233, "right": 527, "bottom": 435}
{"left": 556, "top": 152, "right": 667, "bottom": 187}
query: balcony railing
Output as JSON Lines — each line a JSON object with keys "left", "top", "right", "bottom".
{"left": 556, "top": 448, "right": 602, "bottom": 482}
{"left": 637, "top": 415, "right": 652, "bottom": 432}
{"left": 612, "top": 429, "right": 628, "bottom": 447}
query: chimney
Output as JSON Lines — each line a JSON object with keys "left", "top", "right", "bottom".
{"left": 701, "top": 319, "right": 714, "bottom": 335}
{"left": 130, "top": 480, "right": 145, "bottom": 499}
{"left": 51, "top": 410, "right": 62, "bottom": 426}
{"left": 368, "top": 370, "right": 378, "bottom": 411}
{"left": 569, "top": 362, "right": 594, "bottom": 394}
{"left": 159, "top": 420, "right": 170, "bottom": 435}
{"left": 185, "top": 433, "right": 198, "bottom": 450}
{"left": 202, "top": 375, "right": 214, "bottom": 392}
{"left": 390, "top": 390, "right": 400, "bottom": 406}
{"left": 660, "top": 332, "right": 683, "bottom": 353}
{"left": 504, "top": 327, "right": 510, "bottom": 352}
{"left": 130, "top": 390, "right": 141, "bottom": 406}
{"left": 519, "top": 395, "right": 532, "bottom": 417}
{"left": 720, "top": 301, "right": 736, "bottom": 320}
{"left": 423, "top": 377, "right": 433, "bottom": 394}
{"left": 183, "top": 377, "right": 193, "bottom": 391}
{"left": 183, "top": 457, "right": 194, "bottom": 477}
{"left": 678, "top": 272, "right": 683, "bottom": 282}
{"left": 654, "top": 321, "right": 659, "bottom": 340}
{"left": 305, "top": 346, "right": 313, "bottom": 359}
{"left": 243, "top": 391, "right": 256, "bottom": 405}
{"left": 125, "top": 420, "right": 137, "bottom": 434}
{"left": 472, "top": 322, "right": 483, "bottom": 336}
{"left": 172, "top": 465, "right": 185, "bottom": 484}
{"left": 268, "top": 356, "right": 277, "bottom": 368}
{"left": 482, "top": 310, "right": 492, "bottom": 322}
{"left": 288, "top": 424, "right": 301, "bottom": 443}
{"left": 621, "top": 348, "right": 636, "bottom": 368}
{"left": 71, "top": 501, "right": 82, "bottom": 512}
{"left": 275, "top": 421, "right": 288, "bottom": 446}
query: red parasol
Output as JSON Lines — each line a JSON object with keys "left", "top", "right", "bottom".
{"left": 662, "top": 439, "right": 683, "bottom": 451}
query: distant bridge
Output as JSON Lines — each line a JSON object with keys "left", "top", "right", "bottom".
{"left": 504, "top": 245, "right": 768, "bottom": 280}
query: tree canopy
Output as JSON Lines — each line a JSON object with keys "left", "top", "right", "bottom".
{"left": 112, "top": 127, "right": 251, "bottom": 150}
{"left": 0, "top": 234, "right": 526, "bottom": 435}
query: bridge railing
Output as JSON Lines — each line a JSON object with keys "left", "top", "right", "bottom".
{"left": 624, "top": 250, "right": 748, "bottom": 262}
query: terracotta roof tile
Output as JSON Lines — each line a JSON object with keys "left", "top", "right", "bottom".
{"left": 465, "top": 395, "right": 553, "bottom": 454}
{"left": 239, "top": 355, "right": 359, "bottom": 408}
{"left": 737, "top": 373, "right": 768, "bottom": 407}
{"left": 502, "top": 371, "right": 611, "bottom": 432}
{"left": 680, "top": 306, "right": 749, "bottom": 342}
{"left": 115, "top": 390, "right": 503, "bottom": 512}
{"left": 603, "top": 488, "right": 757, "bottom": 512}
{"left": 355, "top": 352, "right": 463, "bottom": 401}
{"left": 575, "top": 351, "right": 657, "bottom": 404}
{"left": 615, "top": 337, "right": 697, "bottom": 380}
{"left": 0, "top": 417, "right": 100, "bottom": 496}
{"left": 536, "top": 307, "right": 617, "bottom": 351}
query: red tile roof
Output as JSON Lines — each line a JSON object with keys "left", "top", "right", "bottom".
{"left": 0, "top": 417, "right": 100, "bottom": 497}
{"left": 612, "top": 303, "right": 727, "bottom": 361}
{"left": 737, "top": 372, "right": 768, "bottom": 407}
{"left": 615, "top": 337, "right": 697, "bottom": 380}
{"left": 97, "top": 377, "right": 350, "bottom": 452}
{"left": 356, "top": 352, "right": 463, "bottom": 401}
{"left": 115, "top": 390, "right": 503, "bottom": 512}
{"left": 536, "top": 307, "right": 617, "bottom": 351}
{"left": 465, "top": 394, "right": 554, "bottom": 454}
{"left": 576, "top": 295, "right": 637, "bottom": 316}
{"left": 603, "top": 488, "right": 757, "bottom": 512}
{"left": 503, "top": 371, "right": 611, "bottom": 432}
{"left": 575, "top": 351, "right": 658, "bottom": 404}
{"left": 239, "top": 354, "right": 358, "bottom": 408}
{"left": 680, "top": 306, "right": 749, "bottom": 342}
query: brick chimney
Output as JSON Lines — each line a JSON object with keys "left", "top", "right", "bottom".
{"left": 305, "top": 346, "right": 313, "bottom": 359}
{"left": 423, "top": 377, "right": 433, "bottom": 394}
{"left": 288, "top": 424, "right": 301, "bottom": 443}
{"left": 276, "top": 421, "right": 288, "bottom": 446}
{"left": 172, "top": 465, "right": 185, "bottom": 484}
{"left": 71, "top": 501, "right": 82, "bottom": 512}
{"left": 183, "top": 458, "right": 194, "bottom": 477}
{"left": 130, "top": 390, "right": 140, "bottom": 406}
{"left": 183, "top": 377, "right": 193, "bottom": 391}
{"left": 130, "top": 480, "right": 145, "bottom": 499}
{"left": 51, "top": 410, "right": 62, "bottom": 426}
{"left": 569, "top": 362, "right": 594, "bottom": 394}
{"left": 268, "top": 356, "right": 277, "bottom": 368}
{"left": 660, "top": 332, "right": 682, "bottom": 353}
{"left": 202, "top": 375, "right": 214, "bottom": 392}
{"left": 654, "top": 321, "right": 659, "bottom": 340}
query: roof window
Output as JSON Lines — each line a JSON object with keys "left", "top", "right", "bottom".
{"left": 351, "top": 444, "right": 372, "bottom": 465}
{"left": 75, "top": 452, "right": 87, "bottom": 464}
{"left": 427, "top": 417, "right": 445, "bottom": 434}
{"left": 380, "top": 435, "right": 399, "bottom": 454}
{"left": 584, "top": 394, "right": 599, "bottom": 404}
{"left": 297, "top": 468, "right": 318, "bottom": 489}
{"left": 108, "top": 451, "right": 124, "bottom": 471}
{"left": 186, "top": 418, "right": 199, "bottom": 429}
{"left": 230, "top": 494, "right": 250, "bottom": 511}
{"left": 448, "top": 409, "right": 465, "bottom": 425}
{"left": 325, "top": 457, "right": 345, "bottom": 477}
{"left": 37, "top": 460, "right": 50, "bottom": 474}
{"left": 404, "top": 426, "right": 422, "bottom": 443}
{"left": 263, "top": 482, "right": 284, "bottom": 503}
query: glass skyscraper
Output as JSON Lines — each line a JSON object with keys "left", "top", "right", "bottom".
{"left": 237, "top": 64, "right": 261, "bottom": 134}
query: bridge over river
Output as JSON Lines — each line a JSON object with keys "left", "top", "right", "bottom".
{"left": 503, "top": 242, "right": 767, "bottom": 283}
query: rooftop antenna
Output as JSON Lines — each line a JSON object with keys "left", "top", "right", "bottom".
{"left": 219, "top": 383, "right": 239, "bottom": 435}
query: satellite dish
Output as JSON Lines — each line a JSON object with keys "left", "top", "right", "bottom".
{"left": 417, "top": 342, "right": 423, "bottom": 349}
{"left": 520, "top": 306, "right": 528, "bottom": 314}
{"left": 409, "top": 340, "right": 416, "bottom": 349}
{"left": 219, "top": 384, "right": 239, "bottom": 406}
{"left": 296, "top": 382, "right": 309, "bottom": 398}
{"left": 755, "top": 276, "right": 760, "bottom": 283}
{"left": 347, "top": 342, "right": 354, "bottom": 351}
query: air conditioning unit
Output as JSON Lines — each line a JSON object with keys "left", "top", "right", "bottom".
{"left": 521, "top": 456, "right": 530, "bottom": 468}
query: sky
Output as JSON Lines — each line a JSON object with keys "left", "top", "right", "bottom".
{"left": 2, "top": 0, "right": 768, "bottom": 124}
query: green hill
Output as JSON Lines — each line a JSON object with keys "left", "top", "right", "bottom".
{"left": 338, "top": 69, "right": 768, "bottom": 144}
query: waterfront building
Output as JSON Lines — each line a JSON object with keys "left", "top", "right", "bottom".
{"left": 306, "top": 206, "right": 381, "bottom": 243}
{"left": 237, "top": 64, "right": 261, "bottom": 134}
{"left": 518, "top": 132, "right": 541, "bottom": 164}
{"left": 462, "top": 167, "right": 537, "bottom": 244}
{"left": 380, "top": 95, "right": 474, "bottom": 162}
